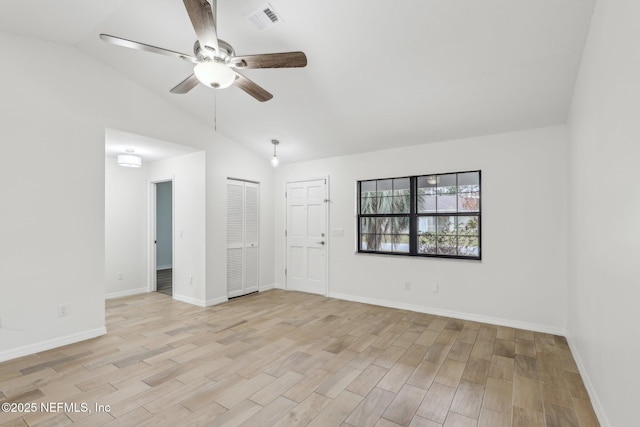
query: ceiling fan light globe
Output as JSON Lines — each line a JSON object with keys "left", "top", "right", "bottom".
{"left": 194, "top": 61, "right": 236, "bottom": 89}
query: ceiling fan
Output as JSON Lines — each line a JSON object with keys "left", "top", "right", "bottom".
{"left": 100, "top": 0, "right": 307, "bottom": 102}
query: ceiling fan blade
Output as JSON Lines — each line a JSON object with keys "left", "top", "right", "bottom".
{"left": 233, "top": 73, "right": 273, "bottom": 102}
{"left": 230, "top": 52, "right": 307, "bottom": 69}
{"left": 170, "top": 74, "right": 200, "bottom": 94}
{"left": 183, "top": 0, "right": 219, "bottom": 53}
{"left": 99, "top": 34, "right": 197, "bottom": 63}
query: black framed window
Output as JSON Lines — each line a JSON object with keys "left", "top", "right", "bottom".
{"left": 358, "top": 171, "right": 481, "bottom": 260}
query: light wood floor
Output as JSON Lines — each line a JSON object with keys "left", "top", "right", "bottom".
{"left": 0, "top": 290, "right": 599, "bottom": 427}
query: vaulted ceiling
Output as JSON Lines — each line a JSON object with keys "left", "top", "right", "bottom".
{"left": 0, "top": 0, "right": 595, "bottom": 164}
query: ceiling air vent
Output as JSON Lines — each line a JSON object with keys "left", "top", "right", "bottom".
{"left": 247, "top": 3, "right": 283, "bottom": 31}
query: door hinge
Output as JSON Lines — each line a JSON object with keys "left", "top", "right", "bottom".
{"left": 285, "top": 230, "right": 287, "bottom": 237}
{"left": 285, "top": 191, "right": 287, "bottom": 198}
{"left": 285, "top": 268, "right": 287, "bottom": 276}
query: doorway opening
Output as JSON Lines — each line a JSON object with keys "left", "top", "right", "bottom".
{"left": 154, "top": 180, "right": 173, "bottom": 296}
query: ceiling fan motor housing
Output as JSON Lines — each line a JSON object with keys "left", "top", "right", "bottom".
{"left": 194, "top": 39, "right": 234, "bottom": 62}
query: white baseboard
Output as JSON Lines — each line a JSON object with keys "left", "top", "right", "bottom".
{"left": 172, "top": 294, "right": 207, "bottom": 307}
{"left": 0, "top": 327, "right": 107, "bottom": 363}
{"left": 206, "top": 296, "right": 228, "bottom": 307}
{"left": 566, "top": 335, "right": 610, "bottom": 427}
{"left": 156, "top": 265, "right": 172, "bottom": 271}
{"left": 259, "top": 284, "right": 276, "bottom": 292}
{"left": 328, "top": 292, "right": 566, "bottom": 336}
{"left": 273, "top": 283, "right": 286, "bottom": 290}
{"left": 105, "top": 288, "right": 148, "bottom": 300}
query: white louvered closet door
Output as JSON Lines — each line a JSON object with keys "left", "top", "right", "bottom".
{"left": 226, "top": 179, "right": 259, "bottom": 298}
{"left": 243, "top": 182, "right": 259, "bottom": 294}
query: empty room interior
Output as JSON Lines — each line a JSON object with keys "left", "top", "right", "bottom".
{"left": 0, "top": 0, "right": 638, "bottom": 426}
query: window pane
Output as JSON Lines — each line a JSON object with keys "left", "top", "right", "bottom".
{"left": 392, "top": 178, "right": 410, "bottom": 195}
{"left": 376, "top": 180, "right": 393, "bottom": 214}
{"left": 456, "top": 216, "right": 479, "bottom": 236}
{"left": 436, "top": 216, "right": 456, "bottom": 233}
{"left": 384, "top": 217, "right": 410, "bottom": 252}
{"left": 458, "top": 192, "right": 480, "bottom": 212}
{"left": 418, "top": 194, "right": 436, "bottom": 213}
{"left": 361, "top": 195, "right": 377, "bottom": 214}
{"left": 437, "top": 235, "right": 458, "bottom": 255}
{"left": 437, "top": 174, "right": 457, "bottom": 192}
{"left": 360, "top": 218, "right": 376, "bottom": 251}
{"left": 376, "top": 217, "right": 391, "bottom": 234}
{"left": 361, "top": 180, "right": 376, "bottom": 193}
{"left": 458, "top": 236, "right": 479, "bottom": 257}
{"left": 418, "top": 217, "right": 436, "bottom": 233}
{"left": 392, "top": 217, "right": 409, "bottom": 234}
{"left": 417, "top": 176, "right": 438, "bottom": 213}
{"left": 379, "top": 234, "right": 392, "bottom": 252}
{"left": 393, "top": 235, "right": 410, "bottom": 253}
{"left": 432, "top": 175, "right": 456, "bottom": 213}
{"left": 361, "top": 234, "right": 377, "bottom": 251}
{"left": 458, "top": 172, "right": 479, "bottom": 192}
{"left": 378, "top": 233, "right": 409, "bottom": 253}
{"left": 371, "top": 179, "right": 410, "bottom": 214}
{"left": 377, "top": 179, "right": 392, "bottom": 193}
{"left": 418, "top": 175, "right": 438, "bottom": 193}
{"left": 418, "top": 217, "right": 437, "bottom": 254}
{"left": 359, "top": 216, "right": 410, "bottom": 253}
{"left": 437, "top": 193, "right": 457, "bottom": 212}
{"left": 392, "top": 178, "right": 410, "bottom": 214}
{"left": 418, "top": 233, "right": 436, "bottom": 254}
{"left": 360, "top": 217, "right": 376, "bottom": 234}
{"left": 360, "top": 181, "right": 377, "bottom": 214}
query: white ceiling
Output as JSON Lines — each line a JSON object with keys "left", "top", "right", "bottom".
{"left": 0, "top": 0, "right": 595, "bottom": 164}
{"left": 105, "top": 128, "right": 199, "bottom": 163}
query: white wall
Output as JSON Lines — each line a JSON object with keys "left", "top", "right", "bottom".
{"left": 566, "top": 0, "right": 640, "bottom": 425}
{"left": 275, "top": 126, "right": 569, "bottom": 333}
{"left": 149, "top": 152, "right": 207, "bottom": 305}
{"left": 0, "top": 31, "right": 275, "bottom": 361}
{"left": 204, "top": 141, "right": 276, "bottom": 301}
{"left": 104, "top": 158, "right": 148, "bottom": 298}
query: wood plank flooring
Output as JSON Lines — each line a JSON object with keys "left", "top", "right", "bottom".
{"left": 0, "top": 290, "right": 600, "bottom": 426}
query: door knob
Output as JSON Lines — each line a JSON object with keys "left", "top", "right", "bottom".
{"left": 316, "top": 241, "right": 325, "bottom": 245}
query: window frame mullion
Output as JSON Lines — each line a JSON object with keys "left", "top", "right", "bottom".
{"left": 409, "top": 176, "right": 417, "bottom": 255}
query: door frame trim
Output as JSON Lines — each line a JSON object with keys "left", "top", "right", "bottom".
{"left": 147, "top": 177, "right": 175, "bottom": 295}
{"left": 284, "top": 176, "right": 330, "bottom": 296}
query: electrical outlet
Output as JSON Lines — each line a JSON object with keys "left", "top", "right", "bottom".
{"left": 117, "top": 272, "right": 124, "bottom": 280}
{"left": 403, "top": 281, "right": 411, "bottom": 291}
{"left": 432, "top": 282, "right": 439, "bottom": 293}
{"left": 58, "top": 304, "right": 70, "bottom": 317}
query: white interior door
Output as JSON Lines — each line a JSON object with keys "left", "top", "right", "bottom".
{"left": 286, "top": 179, "right": 327, "bottom": 295}
{"left": 227, "top": 179, "right": 259, "bottom": 298}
